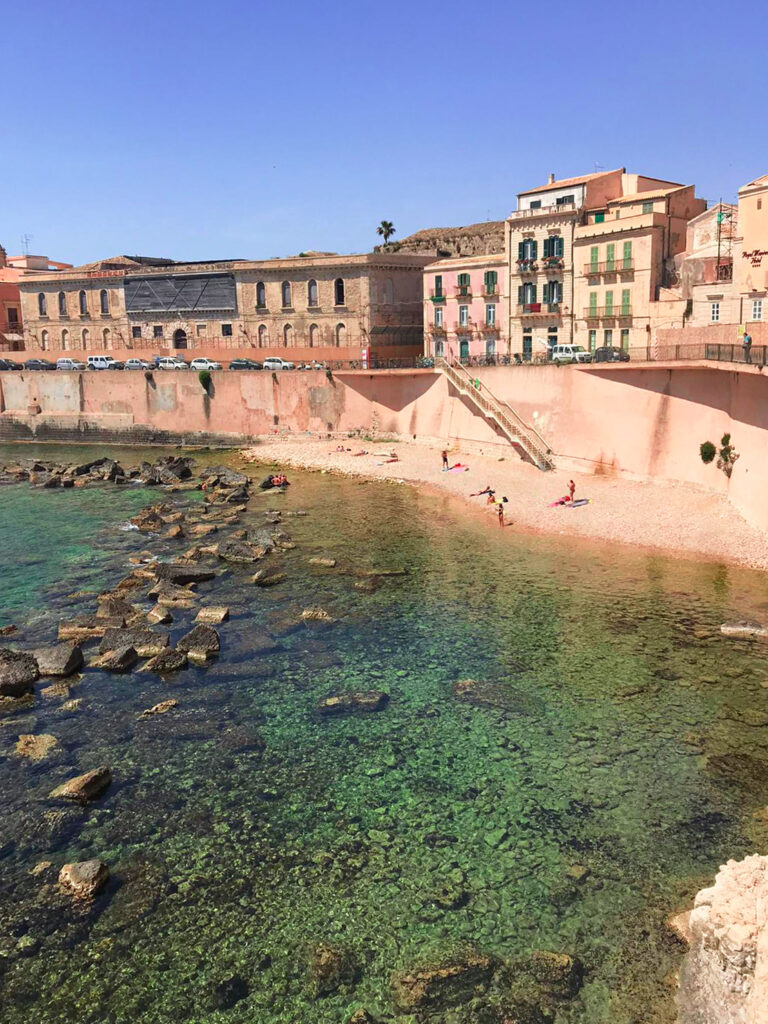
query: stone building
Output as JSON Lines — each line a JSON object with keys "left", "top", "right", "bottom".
{"left": 422, "top": 253, "right": 508, "bottom": 362}
{"left": 18, "top": 251, "right": 435, "bottom": 360}
{"left": 0, "top": 248, "right": 72, "bottom": 351}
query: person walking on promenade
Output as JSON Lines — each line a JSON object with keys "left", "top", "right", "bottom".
{"left": 441, "top": 450, "right": 449, "bottom": 471}
{"left": 743, "top": 330, "right": 753, "bottom": 364}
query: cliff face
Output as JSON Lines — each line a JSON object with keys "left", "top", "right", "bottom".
{"left": 677, "top": 855, "right": 768, "bottom": 1024}
{"left": 376, "top": 221, "right": 505, "bottom": 258}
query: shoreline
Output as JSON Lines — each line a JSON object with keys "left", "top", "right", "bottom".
{"left": 242, "top": 436, "right": 768, "bottom": 573}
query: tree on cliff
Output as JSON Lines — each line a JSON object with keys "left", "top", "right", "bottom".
{"left": 377, "top": 221, "right": 396, "bottom": 245}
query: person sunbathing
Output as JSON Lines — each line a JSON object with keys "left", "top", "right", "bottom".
{"left": 470, "top": 485, "right": 494, "bottom": 496}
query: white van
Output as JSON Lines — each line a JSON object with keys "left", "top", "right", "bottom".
{"left": 56, "top": 357, "right": 86, "bottom": 371}
{"left": 87, "top": 355, "right": 123, "bottom": 370}
{"left": 157, "top": 356, "right": 189, "bottom": 370}
{"left": 263, "top": 357, "right": 295, "bottom": 371}
{"left": 550, "top": 344, "right": 592, "bottom": 365}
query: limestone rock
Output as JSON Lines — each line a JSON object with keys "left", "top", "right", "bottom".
{"left": 667, "top": 910, "right": 693, "bottom": 945}
{"left": 308, "top": 943, "right": 358, "bottom": 997}
{"left": 317, "top": 692, "right": 389, "bottom": 716}
{"left": 720, "top": 620, "right": 768, "bottom": 638}
{"left": 138, "top": 699, "right": 178, "bottom": 719}
{"left": 96, "top": 594, "right": 136, "bottom": 619}
{"left": 217, "top": 539, "right": 265, "bottom": 564}
{"left": 309, "top": 557, "right": 337, "bottom": 568}
{"left": 15, "top": 733, "right": 61, "bottom": 760}
{"left": 143, "top": 648, "right": 189, "bottom": 675}
{"left": 677, "top": 854, "right": 768, "bottom": 1024}
{"left": 189, "top": 523, "right": 218, "bottom": 537}
{"left": 252, "top": 566, "right": 285, "bottom": 587}
{"left": 163, "top": 524, "right": 185, "bottom": 540}
{"left": 177, "top": 624, "right": 220, "bottom": 662}
{"left": 195, "top": 606, "right": 229, "bottom": 624}
{"left": 58, "top": 615, "right": 125, "bottom": 641}
{"left": 504, "top": 951, "right": 583, "bottom": 1001}
{"left": 99, "top": 627, "right": 169, "bottom": 659}
{"left": 49, "top": 766, "right": 112, "bottom": 802}
{"left": 92, "top": 645, "right": 139, "bottom": 672}
{"left": 301, "top": 607, "right": 335, "bottom": 623}
{"left": 147, "top": 604, "right": 173, "bottom": 625}
{"left": 148, "top": 583, "right": 197, "bottom": 608}
{"left": 153, "top": 564, "right": 215, "bottom": 586}
{"left": 0, "top": 649, "right": 39, "bottom": 697}
{"left": 30, "top": 643, "right": 83, "bottom": 677}
{"left": 391, "top": 949, "right": 496, "bottom": 1012}
{"left": 59, "top": 859, "right": 109, "bottom": 899}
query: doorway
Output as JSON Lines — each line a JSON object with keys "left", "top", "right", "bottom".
{"left": 459, "top": 339, "right": 469, "bottom": 361}
{"left": 173, "top": 329, "right": 187, "bottom": 349}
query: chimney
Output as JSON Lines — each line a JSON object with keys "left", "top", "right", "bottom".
{"left": 548, "top": 173, "right": 555, "bottom": 185}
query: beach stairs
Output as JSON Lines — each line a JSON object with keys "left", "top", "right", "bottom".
{"left": 436, "top": 359, "right": 554, "bottom": 471}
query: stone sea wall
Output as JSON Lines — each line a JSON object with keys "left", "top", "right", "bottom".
{"left": 1, "top": 362, "right": 767, "bottom": 531}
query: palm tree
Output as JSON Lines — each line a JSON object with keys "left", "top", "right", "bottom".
{"left": 377, "top": 220, "right": 396, "bottom": 245}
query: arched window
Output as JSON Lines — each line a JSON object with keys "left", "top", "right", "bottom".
{"left": 283, "top": 323, "right": 293, "bottom": 347}
{"left": 103, "top": 328, "right": 111, "bottom": 348}
{"left": 58, "top": 292, "right": 67, "bottom": 316}
{"left": 335, "top": 323, "right": 346, "bottom": 347}
{"left": 383, "top": 278, "right": 394, "bottom": 304}
{"left": 38, "top": 293, "right": 47, "bottom": 316}
{"left": 334, "top": 278, "right": 345, "bottom": 306}
{"left": 100, "top": 289, "right": 109, "bottom": 314}
{"left": 41, "top": 330, "right": 49, "bottom": 350}
{"left": 81, "top": 328, "right": 89, "bottom": 347}
{"left": 258, "top": 324, "right": 267, "bottom": 347}
{"left": 60, "top": 329, "right": 68, "bottom": 350}
{"left": 309, "top": 324, "right": 320, "bottom": 348}
{"left": 256, "top": 281, "right": 266, "bottom": 308}
{"left": 281, "top": 281, "right": 292, "bottom": 308}
{"left": 79, "top": 290, "right": 87, "bottom": 315}
{"left": 307, "top": 279, "right": 318, "bottom": 307}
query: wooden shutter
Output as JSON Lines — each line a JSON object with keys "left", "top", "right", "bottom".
{"left": 542, "top": 283, "right": 550, "bottom": 304}
{"left": 518, "top": 242, "right": 524, "bottom": 260}
{"left": 518, "top": 285, "right": 524, "bottom": 304}
{"left": 590, "top": 246, "right": 598, "bottom": 268}
{"left": 555, "top": 236, "right": 564, "bottom": 257}
{"left": 589, "top": 291, "right": 597, "bottom": 312}
{"left": 605, "top": 290, "right": 613, "bottom": 313}
{"left": 606, "top": 244, "right": 615, "bottom": 269}
{"left": 531, "top": 240, "right": 538, "bottom": 260}
{"left": 621, "top": 289, "right": 630, "bottom": 313}
{"left": 623, "top": 242, "right": 632, "bottom": 267}
{"left": 543, "top": 238, "right": 551, "bottom": 258}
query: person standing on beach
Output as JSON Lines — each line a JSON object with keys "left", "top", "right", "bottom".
{"left": 496, "top": 497, "right": 508, "bottom": 527}
{"left": 441, "top": 450, "right": 449, "bottom": 472}
{"left": 568, "top": 479, "right": 576, "bottom": 502}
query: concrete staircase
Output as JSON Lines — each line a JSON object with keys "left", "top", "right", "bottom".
{"left": 436, "top": 359, "right": 554, "bottom": 470}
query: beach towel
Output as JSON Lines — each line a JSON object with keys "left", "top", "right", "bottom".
{"left": 568, "top": 498, "right": 592, "bottom": 508}
{"left": 448, "top": 465, "right": 469, "bottom": 473}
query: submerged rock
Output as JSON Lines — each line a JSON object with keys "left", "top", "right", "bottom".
{"left": 707, "top": 753, "right": 768, "bottom": 791}
{"left": 677, "top": 854, "right": 768, "bottom": 1024}
{"left": 49, "top": 766, "right": 112, "bottom": 802}
{"left": 317, "top": 692, "right": 390, "bottom": 716}
{"left": 308, "top": 942, "right": 358, "bottom": 997}
{"left": 302, "top": 607, "right": 335, "bottom": 624}
{"left": 209, "top": 975, "right": 249, "bottom": 1011}
{"left": 98, "top": 627, "right": 169, "bottom": 659}
{"left": 177, "top": 624, "right": 220, "bottom": 662}
{"left": 252, "top": 566, "right": 286, "bottom": 587}
{"left": 31, "top": 643, "right": 83, "bottom": 677}
{"left": 217, "top": 539, "right": 265, "bottom": 564}
{"left": 452, "top": 678, "right": 544, "bottom": 715}
{"left": 0, "top": 649, "right": 39, "bottom": 697}
{"left": 720, "top": 620, "right": 768, "bottom": 638}
{"left": 502, "top": 951, "right": 584, "bottom": 1002}
{"left": 195, "top": 606, "right": 229, "bottom": 624}
{"left": 59, "top": 859, "right": 109, "bottom": 899}
{"left": 153, "top": 564, "right": 216, "bottom": 586}
{"left": 391, "top": 948, "right": 496, "bottom": 1012}
{"left": 138, "top": 699, "right": 178, "bottom": 719}
{"left": 15, "top": 733, "right": 61, "bottom": 760}
{"left": 143, "top": 648, "right": 188, "bottom": 675}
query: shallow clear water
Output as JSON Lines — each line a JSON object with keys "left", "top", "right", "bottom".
{"left": 1, "top": 443, "right": 768, "bottom": 1023}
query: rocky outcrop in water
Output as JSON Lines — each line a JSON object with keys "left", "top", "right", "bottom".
{"left": 317, "top": 692, "right": 390, "bottom": 716}
{"left": 308, "top": 943, "right": 358, "bottom": 997}
{"left": 177, "top": 624, "right": 220, "bottom": 662}
{"left": 677, "top": 854, "right": 768, "bottom": 1024}
{"left": 0, "top": 649, "right": 38, "bottom": 696}
{"left": 49, "top": 766, "right": 112, "bottom": 803}
{"left": 58, "top": 859, "right": 109, "bottom": 899}
{"left": 391, "top": 949, "right": 496, "bottom": 1012}
{"left": 31, "top": 644, "right": 83, "bottom": 677}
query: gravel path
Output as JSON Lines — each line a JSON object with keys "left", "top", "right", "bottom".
{"left": 243, "top": 437, "right": 768, "bottom": 572}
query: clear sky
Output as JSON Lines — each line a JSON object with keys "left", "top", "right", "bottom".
{"left": 2, "top": 0, "right": 764, "bottom": 266}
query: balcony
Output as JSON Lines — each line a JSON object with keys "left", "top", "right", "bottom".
{"left": 540, "top": 258, "right": 564, "bottom": 272}
{"left": 509, "top": 202, "right": 577, "bottom": 220}
{"left": 716, "top": 261, "right": 733, "bottom": 282}
{"left": 453, "top": 286, "right": 472, "bottom": 299}
{"left": 479, "top": 321, "right": 499, "bottom": 332}
{"left": 516, "top": 303, "right": 562, "bottom": 316}
{"left": 515, "top": 260, "right": 538, "bottom": 274}
{"left": 453, "top": 321, "right": 473, "bottom": 334}
{"left": 584, "top": 260, "right": 635, "bottom": 276}
{"left": 1, "top": 321, "right": 23, "bottom": 336}
{"left": 429, "top": 290, "right": 446, "bottom": 303}
{"left": 584, "top": 306, "right": 632, "bottom": 319}
{"left": 482, "top": 285, "right": 499, "bottom": 297}
{"left": 430, "top": 324, "right": 447, "bottom": 335}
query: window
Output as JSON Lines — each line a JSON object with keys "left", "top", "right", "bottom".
{"left": 258, "top": 324, "right": 267, "bottom": 347}
{"left": 81, "top": 328, "right": 89, "bottom": 346}
{"left": 62, "top": 329, "right": 70, "bottom": 349}
{"left": 485, "top": 304, "right": 496, "bottom": 326}
{"left": 434, "top": 306, "right": 444, "bottom": 327}
{"left": 710, "top": 302, "right": 720, "bottom": 323}
{"left": 605, "top": 290, "right": 614, "bottom": 315}
{"left": 589, "top": 246, "right": 598, "bottom": 271}
{"left": 283, "top": 323, "right": 293, "bottom": 346}
{"left": 196, "top": 324, "right": 206, "bottom": 337}
{"left": 79, "top": 290, "right": 87, "bottom": 315}
{"left": 131, "top": 326, "right": 142, "bottom": 339}
{"left": 758, "top": 199, "right": 763, "bottom": 211}
{"left": 529, "top": 200, "right": 541, "bottom": 209}
{"left": 459, "top": 305, "right": 469, "bottom": 326}
{"left": 588, "top": 329, "right": 596, "bottom": 351}
{"left": 335, "top": 323, "right": 346, "bottom": 346}
{"left": 519, "top": 239, "right": 538, "bottom": 261}
{"left": 518, "top": 282, "right": 537, "bottom": 305}
{"left": 38, "top": 293, "right": 47, "bottom": 316}
{"left": 606, "top": 244, "right": 615, "bottom": 271}
{"left": 435, "top": 339, "right": 444, "bottom": 357}
{"left": 620, "top": 289, "right": 631, "bottom": 315}
{"left": 103, "top": 328, "right": 111, "bottom": 348}
{"left": 58, "top": 292, "right": 67, "bottom": 316}
{"left": 547, "top": 328, "right": 558, "bottom": 348}
{"left": 309, "top": 324, "right": 320, "bottom": 347}
{"left": 153, "top": 325, "right": 163, "bottom": 338}
{"left": 383, "top": 278, "right": 394, "bottom": 304}
{"left": 256, "top": 281, "right": 266, "bottom": 308}
{"left": 484, "top": 270, "right": 498, "bottom": 294}
{"left": 604, "top": 329, "right": 613, "bottom": 345}
{"left": 307, "top": 280, "right": 318, "bottom": 307}
{"left": 751, "top": 299, "right": 763, "bottom": 321}
{"left": 281, "top": 281, "right": 292, "bottom": 308}
{"left": 457, "top": 272, "right": 471, "bottom": 295}
{"left": 542, "top": 280, "right": 562, "bottom": 306}
{"left": 620, "top": 328, "right": 629, "bottom": 349}
{"left": 486, "top": 338, "right": 496, "bottom": 357}
{"left": 7, "top": 308, "right": 19, "bottom": 325}
{"left": 642, "top": 200, "right": 653, "bottom": 214}
{"left": 623, "top": 241, "right": 632, "bottom": 268}
{"left": 41, "top": 329, "right": 49, "bottom": 350}
{"left": 594, "top": 212, "right": 605, "bottom": 224}
{"left": 100, "top": 289, "right": 109, "bottom": 314}
{"left": 334, "top": 278, "right": 345, "bottom": 306}
{"left": 588, "top": 291, "right": 597, "bottom": 314}
{"left": 556, "top": 194, "right": 574, "bottom": 206}
{"left": 434, "top": 274, "right": 443, "bottom": 298}
{"left": 221, "top": 323, "right": 233, "bottom": 337}
{"left": 543, "top": 236, "right": 563, "bottom": 259}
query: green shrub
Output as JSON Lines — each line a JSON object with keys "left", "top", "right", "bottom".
{"left": 700, "top": 441, "right": 716, "bottom": 464}
{"left": 198, "top": 369, "right": 212, "bottom": 391}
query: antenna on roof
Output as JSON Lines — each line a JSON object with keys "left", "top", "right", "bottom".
{"left": 21, "top": 233, "right": 32, "bottom": 254}
{"left": 593, "top": 163, "right": 604, "bottom": 173}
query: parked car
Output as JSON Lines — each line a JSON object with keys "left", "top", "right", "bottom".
{"left": 124, "top": 358, "right": 152, "bottom": 370}
{"left": 24, "top": 358, "right": 56, "bottom": 371}
{"left": 550, "top": 344, "right": 592, "bottom": 365}
{"left": 228, "top": 358, "right": 263, "bottom": 370}
{"left": 593, "top": 346, "right": 630, "bottom": 363}
{"left": 263, "top": 357, "right": 295, "bottom": 371}
{"left": 157, "top": 356, "right": 189, "bottom": 370}
{"left": 0, "top": 358, "right": 23, "bottom": 370}
{"left": 189, "top": 357, "right": 223, "bottom": 372}
{"left": 87, "top": 355, "right": 124, "bottom": 370}
{"left": 56, "top": 357, "right": 86, "bottom": 371}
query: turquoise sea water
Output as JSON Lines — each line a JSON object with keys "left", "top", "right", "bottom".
{"left": 1, "top": 443, "right": 768, "bottom": 1023}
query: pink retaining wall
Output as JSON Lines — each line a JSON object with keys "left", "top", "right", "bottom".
{"left": 1, "top": 364, "right": 766, "bottom": 531}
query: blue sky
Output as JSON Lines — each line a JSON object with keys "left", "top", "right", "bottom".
{"left": 2, "top": 0, "right": 764, "bottom": 265}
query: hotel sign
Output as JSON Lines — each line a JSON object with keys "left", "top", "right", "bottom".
{"left": 743, "top": 249, "right": 768, "bottom": 267}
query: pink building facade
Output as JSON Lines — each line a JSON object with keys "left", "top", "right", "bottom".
{"left": 423, "top": 253, "right": 507, "bottom": 363}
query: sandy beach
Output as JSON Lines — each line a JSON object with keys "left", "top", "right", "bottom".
{"left": 244, "top": 436, "right": 768, "bottom": 572}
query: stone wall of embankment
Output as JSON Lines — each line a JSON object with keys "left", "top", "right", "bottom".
{"left": 1, "top": 364, "right": 766, "bottom": 532}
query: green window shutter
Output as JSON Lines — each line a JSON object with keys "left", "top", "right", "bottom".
{"left": 543, "top": 238, "right": 551, "bottom": 258}
{"left": 605, "top": 290, "right": 613, "bottom": 313}
{"left": 595, "top": 212, "right": 605, "bottom": 224}
{"left": 483, "top": 271, "right": 489, "bottom": 288}
{"left": 589, "top": 291, "right": 597, "bottom": 313}
{"left": 623, "top": 242, "right": 632, "bottom": 268}
{"left": 518, "top": 285, "right": 524, "bottom": 304}
{"left": 518, "top": 242, "right": 524, "bottom": 260}
{"left": 531, "top": 240, "right": 538, "bottom": 260}
{"left": 435, "top": 275, "right": 442, "bottom": 296}
{"left": 555, "top": 236, "right": 564, "bottom": 257}
{"left": 606, "top": 243, "right": 615, "bottom": 269}
{"left": 490, "top": 271, "right": 497, "bottom": 288}
{"left": 531, "top": 284, "right": 537, "bottom": 303}
{"left": 621, "top": 289, "right": 630, "bottom": 313}
{"left": 542, "top": 283, "right": 550, "bottom": 304}
{"left": 590, "top": 246, "right": 598, "bottom": 269}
